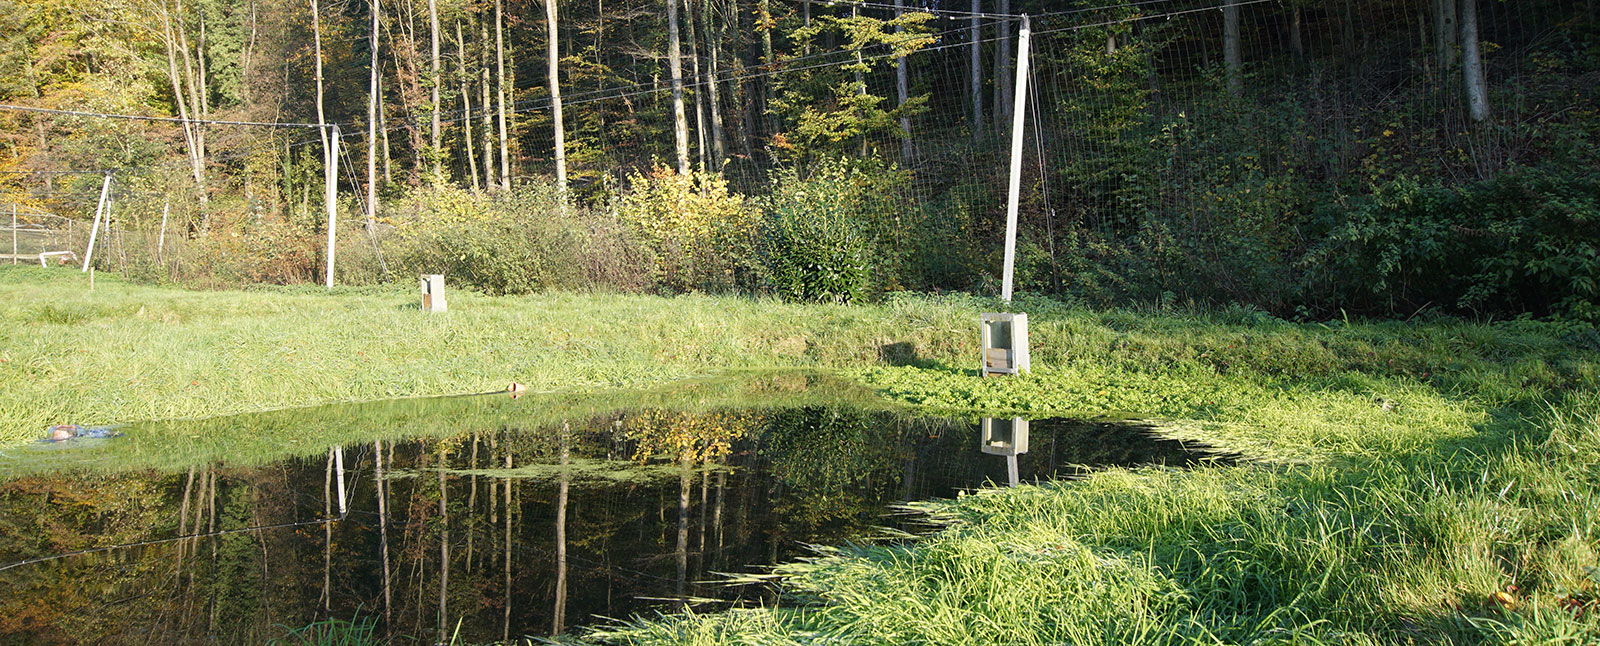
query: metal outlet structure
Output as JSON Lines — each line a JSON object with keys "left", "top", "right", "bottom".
{"left": 420, "top": 274, "right": 448, "bottom": 312}
{"left": 980, "top": 312, "right": 1030, "bottom": 377}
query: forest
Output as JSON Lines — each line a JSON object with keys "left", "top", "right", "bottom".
{"left": 0, "top": 0, "right": 1596, "bottom": 318}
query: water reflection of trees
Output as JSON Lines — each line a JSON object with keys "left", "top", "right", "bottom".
{"left": 1, "top": 407, "right": 1215, "bottom": 644}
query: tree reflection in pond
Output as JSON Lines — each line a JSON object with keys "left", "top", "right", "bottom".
{"left": 0, "top": 404, "right": 1228, "bottom": 644}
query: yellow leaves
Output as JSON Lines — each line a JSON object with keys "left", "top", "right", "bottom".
{"left": 621, "top": 409, "right": 760, "bottom": 464}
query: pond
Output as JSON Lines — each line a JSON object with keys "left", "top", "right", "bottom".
{"left": 0, "top": 373, "right": 1228, "bottom": 644}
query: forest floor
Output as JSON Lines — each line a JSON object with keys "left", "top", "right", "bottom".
{"left": 2, "top": 266, "right": 1597, "bottom": 642}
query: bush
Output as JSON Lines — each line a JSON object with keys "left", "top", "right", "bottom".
{"left": 1306, "top": 169, "right": 1600, "bottom": 320}
{"left": 758, "top": 158, "right": 915, "bottom": 302}
{"left": 386, "top": 184, "right": 645, "bottom": 295}
{"left": 760, "top": 185, "right": 873, "bottom": 304}
{"left": 615, "top": 167, "right": 760, "bottom": 293}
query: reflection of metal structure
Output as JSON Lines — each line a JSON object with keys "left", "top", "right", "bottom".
{"left": 981, "top": 417, "right": 1029, "bottom": 486}
{"left": 980, "top": 312, "right": 1031, "bottom": 377}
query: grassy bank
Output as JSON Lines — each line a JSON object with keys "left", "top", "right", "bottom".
{"left": 3, "top": 266, "right": 1598, "bottom": 642}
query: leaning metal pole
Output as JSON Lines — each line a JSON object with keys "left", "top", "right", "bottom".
{"left": 1001, "top": 15, "right": 1031, "bottom": 302}
{"left": 82, "top": 172, "right": 112, "bottom": 272}
{"left": 325, "top": 123, "right": 339, "bottom": 290}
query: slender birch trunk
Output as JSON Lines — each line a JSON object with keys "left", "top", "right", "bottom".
{"left": 546, "top": 0, "right": 568, "bottom": 195}
{"left": 704, "top": 0, "right": 725, "bottom": 166}
{"left": 496, "top": 0, "right": 511, "bottom": 190}
{"left": 428, "top": 0, "right": 442, "bottom": 180}
{"left": 368, "top": 0, "right": 382, "bottom": 225}
{"left": 668, "top": 0, "right": 690, "bottom": 174}
{"left": 459, "top": 20, "right": 480, "bottom": 193}
{"left": 1460, "top": 0, "right": 1489, "bottom": 123}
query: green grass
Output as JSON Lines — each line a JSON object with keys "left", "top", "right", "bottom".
{"left": 3, "top": 266, "right": 1598, "bottom": 643}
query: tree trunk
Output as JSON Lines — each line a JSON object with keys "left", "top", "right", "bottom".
{"left": 496, "top": 0, "right": 511, "bottom": 190}
{"left": 481, "top": 21, "right": 496, "bottom": 189}
{"left": 970, "top": 0, "right": 982, "bottom": 141}
{"left": 687, "top": 0, "right": 709, "bottom": 174}
{"left": 459, "top": 20, "right": 480, "bottom": 193}
{"left": 368, "top": 0, "right": 383, "bottom": 223}
{"left": 546, "top": 0, "right": 568, "bottom": 196}
{"left": 758, "top": 0, "right": 773, "bottom": 137}
{"left": 1223, "top": 1, "right": 1241, "bottom": 96}
{"left": 668, "top": 0, "right": 690, "bottom": 174}
{"left": 704, "top": 0, "right": 726, "bottom": 166}
{"left": 158, "top": 6, "right": 205, "bottom": 202}
{"left": 1434, "top": 0, "right": 1458, "bottom": 73}
{"left": 1459, "top": 0, "right": 1489, "bottom": 123}
{"left": 428, "top": 0, "right": 442, "bottom": 181}
{"left": 379, "top": 78, "right": 394, "bottom": 183}
{"left": 312, "top": 0, "right": 329, "bottom": 161}
{"left": 1290, "top": 6, "right": 1304, "bottom": 68}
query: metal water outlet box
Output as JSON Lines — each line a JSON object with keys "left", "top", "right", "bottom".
{"left": 420, "top": 274, "right": 448, "bottom": 312}
{"left": 980, "top": 312, "right": 1030, "bottom": 376}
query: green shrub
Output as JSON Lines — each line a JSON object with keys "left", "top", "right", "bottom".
{"left": 386, "top": 184, "right": 644, "bottom": 295}
{"left": 1307, "top": 169, "right": 1600, "bottom": 320}
{"left": 615, "top": 166, "right": 761, "bottom": 293}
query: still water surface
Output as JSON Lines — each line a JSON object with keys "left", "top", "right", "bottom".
{"left": 0, "top": 376, "right": 1226, "bottom": 644}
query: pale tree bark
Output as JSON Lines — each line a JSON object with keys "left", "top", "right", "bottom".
{"left": 758, "top": 0, "right": 773, "bottom": 136}
{"left": 1459, "top": 0, "right": 1489, "bottom": 123}
{"left": 428, "top": 0, "right": 442, "bottom": 180}
{"left": 157, "top": 4, "right": 205, "bottom": 203}
{"left": 496, "top": 0, "right": 511, "bottom": 190}
{"left": 1434, "top": 0, "right": 1458, "bottom": 73}
{"left": 480, "top": 22, "right": 496, "bottom": 189}
{"left": 179, "top": 0, "right": 212, "bottom": 210}
{"left": 546, "top": 0, "right": 568, "bottom": 195}
{"left": 704, "top": 0, "right": 726, "bottom": 166}
{"left": 1223, "top": 1, "right": 1241, "bottom": 96}
{"left": 368, "top": 0, "right": 382, "bottom": 225}
{"left": 458, "top": 20, "right": 481, "bottom": 193}
{"left": 687, "top": 0, "right": 709, "bottom": 174}
{"left": 969, "top": 0, "right": 981, "bottom": 141}
{"left": 379, "top": 79, "right": 394, "bottom": 183}
{"left": 669, "top": 0, "right": 690, "bottom": 174}
{"left": 311, "top": 0, "right": 328, "bottom": 159}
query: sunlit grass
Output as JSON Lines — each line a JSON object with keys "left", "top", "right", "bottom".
{"left": 4, "top": 266, "right": 1598, "bottom": 643}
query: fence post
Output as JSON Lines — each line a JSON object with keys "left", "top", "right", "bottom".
{"left": 157, "top": 200, "right": 170, "bottom": 264}
{"left": 82, "top": 172, "right": 112, "bottom": 273}
{"left": 10, "top": 204, "right": 16, "bottom": 265}
{"left": 1001, "top": 15, "right": 1031, "bottom": 302}
{"left": 325, "top": 123, "right": 339, "bottom": 290}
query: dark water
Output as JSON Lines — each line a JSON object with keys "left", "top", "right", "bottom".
{"left": 0, "top": 381, "right": 1227, "bottom": 644}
